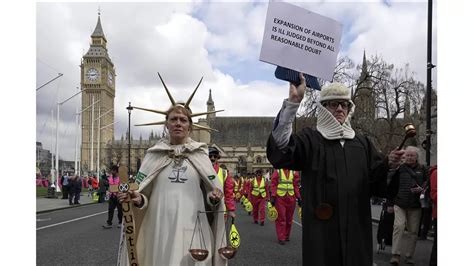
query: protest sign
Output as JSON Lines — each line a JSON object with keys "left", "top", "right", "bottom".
{"left": 259, "top": 1, "right": 343, "bottom": 81}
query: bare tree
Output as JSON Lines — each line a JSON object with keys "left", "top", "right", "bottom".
{"left": 353, "top": 55, "right": 426, "bottom": 153}
{"left": 298, "top": 53, "right": 426, "bottom": 154}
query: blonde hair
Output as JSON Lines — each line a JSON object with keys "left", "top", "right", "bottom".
{"left": 163, "top": 104, "right": 193, "bottom": 136}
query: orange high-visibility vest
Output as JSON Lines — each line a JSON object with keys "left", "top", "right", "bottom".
{"left": 276, "top": 169, "right": 295, "bottom": 197}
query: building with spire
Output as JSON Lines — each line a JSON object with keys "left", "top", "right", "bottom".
{"left": 189, "top": 89, "right": 275, "bottom": 175}
{"left": 102, "top": 87, "right": 276, "bottom": 175}
{"left": 352, "top": 51, "right": 376, "bottom": 137}
{"left": 80, "top": 13, "right": 116, "bottom": 174}
{"left": 206, "top": 89, "right": 216, "bottom": 120}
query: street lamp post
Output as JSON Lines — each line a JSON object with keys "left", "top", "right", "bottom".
{"left": 36, "top": 73, "right": 63, "bottom": 92}
{"left": 96, "top": 108, "right": 113, "bottom": 178}
{"left": 74, "top": 104, "right": 79, "bottom": 176}
{"left": 55, "top": 89, "right": 84, "bottom": 192}
{"left": 426, "top": 0, "right": 436, "bottom": 166}
{"left": 51, "top": 110, "right": 54, "bottom": 186}
{"left": 99, "top": 121, "right": 118, "bottom": 176}
{"left": 90, "top": 95, "right": 95, "bottom": 174}
{"left": 126, "top": 102, "right": 134, "bottom": 177}
{"left": 76, "top": 98, "right": 100, "bottom": 177}
{"left": 425, "top": 0, "right": 435, "bottom": 166}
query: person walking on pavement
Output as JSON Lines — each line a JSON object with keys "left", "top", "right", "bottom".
{"left": 209, "top": 146, "right": 236, "bottom": 219}
{"left": 266, "top": 76, "right": 403, "bottom": 266}
{"left": 243, "top": 175, "right": 251, "bottom": 200}
{"left": 68, "top": 175, "right": 82, "bottom": 205}
{"left": 87, "top": 176, "right": 95, "bottom": 198}
{"left": 103, "top": 165, "right": 122, "bottom": 228}
{"left": 250, "top": 169, "right": 269, "bottom": 225}
{"left": 238, "top": 175, "right": 248, "bottom": 213}
{"left": 270, "top": 168, "right": 301, "bottom": 245}
{"left": 91, "top": 175, "right": 99, "bottom": 191}
{"left": 387, "top": 146, "right": 429, "bottom": 265}
{"left": 61, "top": 174, "right": 70, "bottom": 199}
{"left": 97, "top": 172, "right": 109, "bottom": 203}
{"left": 418, "top": 175, "right": 433, "bottom": 240}
{"left": 429, "top": 165, "right": 437, "bottom": 266}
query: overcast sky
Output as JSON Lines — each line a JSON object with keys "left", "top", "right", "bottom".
{"left": 35, "top": 1, "right": 437, "bottom": 161}
{"left": 7, "top": 1, "right": 474, "bottom": 262}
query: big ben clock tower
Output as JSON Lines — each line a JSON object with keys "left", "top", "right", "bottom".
{"left": 80, "top": 12, "right": 115, "bottom": 174}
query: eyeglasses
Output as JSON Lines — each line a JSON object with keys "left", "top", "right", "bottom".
{"left": 209, "top": 154, "right": 219, "bottom": 159}
{"left": 322, "top": 100, "right": 352, "bottom": 110}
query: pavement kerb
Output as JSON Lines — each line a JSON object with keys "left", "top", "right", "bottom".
{"left": 36, "top": 200, "right": 99, "bottom": 214}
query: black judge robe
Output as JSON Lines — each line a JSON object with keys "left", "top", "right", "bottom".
{"left": 267, "top": 128, "right": 389, "bottom": 266}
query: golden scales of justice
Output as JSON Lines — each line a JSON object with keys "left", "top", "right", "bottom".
{"left": 189, "top": 211, "right": 239, "bottom": 262}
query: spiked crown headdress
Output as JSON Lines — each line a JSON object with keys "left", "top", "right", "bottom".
{"left": 132, "top": 72, "right": 223, "bottom": 132}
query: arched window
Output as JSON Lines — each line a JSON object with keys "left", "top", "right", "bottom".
{"left": 256, "top": 156, "right": 262, "bottom": 164}
{"left": 238, "top": 156, "right": 246, "bottom": 165}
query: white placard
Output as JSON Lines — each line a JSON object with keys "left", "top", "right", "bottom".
{"left": 259, "top": 1, "right": 343, "bottom": 81}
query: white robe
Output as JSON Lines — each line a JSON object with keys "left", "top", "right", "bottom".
{"left": 140, "top": 160, "right": 213, "bottom": 265}
{"left": 117, "top": 138, "right": 227, "bottom": 266}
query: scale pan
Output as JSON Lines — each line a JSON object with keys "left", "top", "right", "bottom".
{"left": 189, "top": 249, "right": 209, "bottom": 261}
{"left": 218, "top": 246, "right": 237, "bottom": 260}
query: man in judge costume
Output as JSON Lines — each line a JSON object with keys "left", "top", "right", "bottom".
{"left": 117, "top": 75, "right": 228, "bottom": 266}
{"left": 266, "top": 73, "right": 404, "bottom": 266}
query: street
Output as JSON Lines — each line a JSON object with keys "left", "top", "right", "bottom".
{"left": 37, "top": 203, "right": 119, "bottom": 265}
{"left": 37, "top": 201, "right": 433, "bottom": 265}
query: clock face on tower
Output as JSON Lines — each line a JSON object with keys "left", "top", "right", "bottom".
{"left": 108, "top": 71, "right": 113, "bottom": 86}
{"left": 86, "top": 68, "right": 100, "bottom": 81}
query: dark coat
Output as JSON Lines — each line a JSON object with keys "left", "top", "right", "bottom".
{"left": 387, "top": 163, "right": 429, "bottom": 208}
{"left": 69, "top": 178, "right": 82, "bottom": 193}
{"left": 267, "top": 128, "right": 388, "bottom": 266}
{"left": 98, "top": 177, "right": 109, "bottom": 193}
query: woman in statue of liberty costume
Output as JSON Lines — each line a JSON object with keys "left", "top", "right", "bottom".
{"left": 117, "top": 74, "right": 227, "bottom": 266}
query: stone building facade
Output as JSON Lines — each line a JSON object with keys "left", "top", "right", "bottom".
{"left": 103, "top": 90, "right": 277, "bottom": 176}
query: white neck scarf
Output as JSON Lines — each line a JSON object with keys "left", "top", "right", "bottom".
{"left": 316, "top": 102, "right": 355, "bottom": 140}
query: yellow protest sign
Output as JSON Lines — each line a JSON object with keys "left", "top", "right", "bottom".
{"left": 229, "top": 219, "right": 240, "bottom": 249}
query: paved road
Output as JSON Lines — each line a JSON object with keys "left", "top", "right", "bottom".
{"left": 36, "top": 200, "right": 433, "bottom": 265}
{"left": 229, "top": 203, "right": 303, "bottom": 265}
{"left": 37, "top": 202, "right": 120, "bottom": 266}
